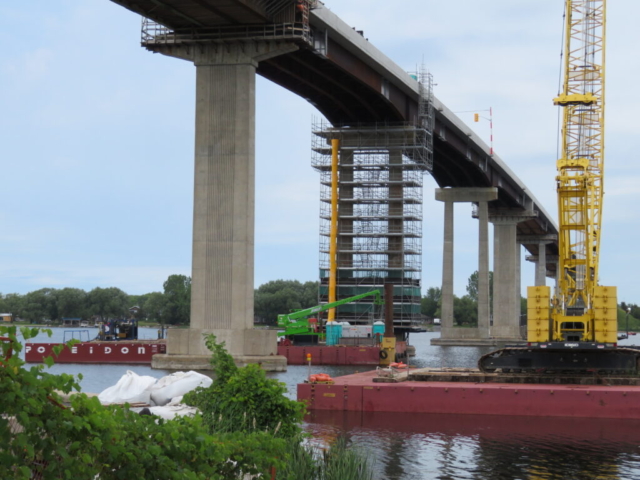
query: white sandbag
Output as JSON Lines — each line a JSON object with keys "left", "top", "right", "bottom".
{"left": 148, "top": 404, "right": 199, "bottom": 420}
{"left": 98, "top": 370, "right": 157, "bottom": 405}
{"left": 148, "top": 371, "right": 212, "bottom": 406}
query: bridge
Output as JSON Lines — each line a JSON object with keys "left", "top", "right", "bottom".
{"left": 109, "top": 0, "right": 560, "bottom": 366}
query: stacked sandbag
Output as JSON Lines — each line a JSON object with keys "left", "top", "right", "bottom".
{"left": 148, "top": 396, "right": 199, "bottom": 420}
{"left": 98, "top": 370, "right": 213, "bottom": 420}
{"left": 148, "top": 371, "right": 212, "bottom": 406}
{"left": 98, "top": 370, "right": 158, "bottom": 405}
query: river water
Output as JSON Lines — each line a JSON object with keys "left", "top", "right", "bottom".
{"left": 20, "top": 328, "right": 640, "bottom": 479}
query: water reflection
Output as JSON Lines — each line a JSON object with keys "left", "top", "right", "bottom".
{"left": 306, "top": 410, "right": 640, "bottom": 479}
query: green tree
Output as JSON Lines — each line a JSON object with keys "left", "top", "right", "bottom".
{"left": 1, "top": 293, "right": 24, "bottom": 319}
{"left": 421, "top": 287, "right": 441, "bottom": 318}
{"left": 163, "top": 274, "right": 191, "bottom": 325}
{"left": 254, "top": 280, "right": 319, "bottom": 324}
{"left": 128, "top": 293, "right": 151, "bottom": 319}
{"left": 454, "top": 295, "right": 478, "bottom": 326}
{"left": 21, "top": 288, "right": 58, "bottom": 322}
{"left": 55, "top": 288, "right": 88, "bottom": 319}
{"left": 87, "top": 287, "right": 129, "bottom": 321}
{"left": 466, "top": 270, "right": 493, "bottom": 307}
{"left": 143, "top": 291, "right": 168, "bottom": 325}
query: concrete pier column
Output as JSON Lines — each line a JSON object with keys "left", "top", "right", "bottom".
{"left": 433, "top": 188, "right": 497, "bottom": 345}
{"left": 491, "top": 219, "right": 520, "bottom": 338}
{"left": 151, "top": 43, "right": 297, "bottom": 370}
{"left": 521, "top": 235, "right": 558, "bottom": 289}
{"left": 489, "top": 210, "right": 537, "bottom": 340}
{"left": 477, "top": 201, "right": 490, "bottom": 338}
{"left": 190, "top": 54, "right": 256, "bottom": 334}
{"left": 516, "top": 240, "right": 522, "bottom": 319}
{"left": 535, "top": 242, "right": 547, "bottom": 286}
{"left": 440, "top": 199, "right": 455, "bottom": 331}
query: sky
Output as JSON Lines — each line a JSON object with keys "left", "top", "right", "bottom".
{"left": 1, "top": 0, "right": 639, "bottom": 303}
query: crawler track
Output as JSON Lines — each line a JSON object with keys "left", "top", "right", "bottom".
{"left": 478, "top": 346, "right": 640, "bottom": 375}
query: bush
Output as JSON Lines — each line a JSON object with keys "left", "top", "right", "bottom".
{"left": 184, "top": 334, "right": 305, "bottom": 438}
{"left": 0, "top": 326, "right": 285, "bottom": 479}
{"left": 0, "top": 328, "right": 373, "bottom": 479}
{"left": 184, "top": 334, "right": 374, "bottom": 480}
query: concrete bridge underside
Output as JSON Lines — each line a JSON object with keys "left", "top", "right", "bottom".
{"left": 109, "top": 0, "right": 560, "bottom": 366}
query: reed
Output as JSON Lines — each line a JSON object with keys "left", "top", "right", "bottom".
{"left": 277, "top": 436, "right": 374, "bottom": 480}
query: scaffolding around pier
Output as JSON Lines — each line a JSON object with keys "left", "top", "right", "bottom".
{"left": 311, "top": 68, "right": 434, "bottom": 326}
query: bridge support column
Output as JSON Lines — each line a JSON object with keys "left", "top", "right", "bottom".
{"left": 440, "top": 199, "right": 455, "bottom": 332}
{"left": 432, "top": 188, "right": 497, "bottom": 346}
{"left": 535, "top": 242, "right": 547, "bottom": 286}
{"left": 521, "top": 235, "right": 558, "bottom": 287}
{"left": 489, "top": 210, "right": 537, "bottom": 340}
{"left": 491, "top": 219, "right": 520, "bottom": 339}
{"left": 477, "top": 200, "right": 491, "bottom": 339}
{"left": 151, "top": 43, "right": 297, "bottom": 371}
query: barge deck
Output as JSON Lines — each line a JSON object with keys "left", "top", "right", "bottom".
{"left": 297, "top": 368, "right": 640, "bottom": 418}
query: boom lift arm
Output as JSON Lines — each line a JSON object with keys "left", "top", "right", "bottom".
{"left": 277, "top": 289, "right": 383, "bottom": 337}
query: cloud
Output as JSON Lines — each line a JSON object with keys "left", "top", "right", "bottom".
{"left": 0, "top": 262, "right": 187, "bottom": 295}
{"left": 2, "top": 0, "right": 640, "bottom": 302}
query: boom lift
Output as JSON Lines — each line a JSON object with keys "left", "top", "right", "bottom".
{"left": 277, "top": 289, "right": 383, "bottom": 338}
{"left": 480, "top": 0, "right": 640, "bottom": 373}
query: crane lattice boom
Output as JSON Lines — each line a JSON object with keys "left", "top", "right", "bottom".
{"left": 554, "top": 0, "right": 606, "bottom": 308}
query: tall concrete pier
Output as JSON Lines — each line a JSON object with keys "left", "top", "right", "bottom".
{"left": 152, "top": 43, "right": 296, "bottom": 371}
{"left": 489, "top": 209, "right": 537, "bottom": 340}
{"left": 431, "top": 188, "right": 498, "bottom": 346}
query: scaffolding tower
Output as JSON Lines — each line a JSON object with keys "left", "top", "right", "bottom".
{"left": 312, "top": 69, "right": 434, "bottom": 327}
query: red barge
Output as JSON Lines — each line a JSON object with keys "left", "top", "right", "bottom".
{"left": 277, "top": 341, "right": 407, "bottom": 366}
{"left": 298, "top": 369, "right": 640, "bottom": 419}
{"left": 25, "top": 341, "right": 166, "bottom": 364}
{"left": 25, "top": 320, "right": 166, "bottom": 365}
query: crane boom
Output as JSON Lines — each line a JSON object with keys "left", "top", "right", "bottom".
{"left": 554, "top": 0, "right": 606, "bottom": 313}
{"left": 547, "top": 0, "right": 617, "bottom": 344}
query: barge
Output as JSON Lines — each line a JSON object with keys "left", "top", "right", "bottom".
{"left": 277, "top": 341, "right": 407, "bottom": 366}
{"left": 298, "top": 368, "right": 640, "bottom": 419}
{"left": 25, "top": 320, "right": 166, "bottom": 365}
{"left": 25, "top": 340, "right": 166, "bottom": 364}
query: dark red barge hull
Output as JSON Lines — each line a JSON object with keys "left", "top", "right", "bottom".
{"left": 25, "top": 342, "right": 166, "bottom": 364}
{"left": 278, "top": 341, "right": 406, "bottom": 366}
{"left": 298, "top": 370, "right": 640, "bottom": 419}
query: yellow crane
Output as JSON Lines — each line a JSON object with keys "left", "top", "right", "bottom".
{"left": 531, "top": 0, "right": 616, "bottom": 344}
{"left": 479, "top": 0, "right": 639, "bottom": 373}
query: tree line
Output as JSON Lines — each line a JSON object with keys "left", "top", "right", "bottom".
{"left": 0, "top": 274, "right": 191, "bottom": 325}
{"left": 4, "top": 274, "right": 635, "bottom": 329}
{"left": 0, "top": 276, "right": 317, "bottom": 327}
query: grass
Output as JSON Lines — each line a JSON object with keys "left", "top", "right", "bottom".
{"left": 277, "top": 436, "right": 374, "bottom": 480}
